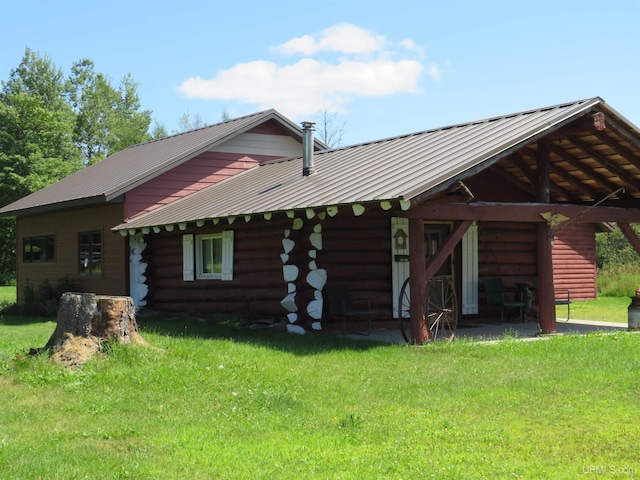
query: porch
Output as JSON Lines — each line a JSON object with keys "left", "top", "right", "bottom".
{"left": 344, "top": 318, "right": 629, "bottom": 345}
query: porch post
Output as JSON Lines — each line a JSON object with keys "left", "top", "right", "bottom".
{"left": 537, "top": 139, "right": 557, "bottom": 334}
{"left": 409, "top": 218, "right": 428, "bottom": 343}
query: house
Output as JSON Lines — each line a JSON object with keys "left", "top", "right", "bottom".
{"left": 0, "top": 109, "right": 327, "bottom": 306}
{"left": 3, "top": 97, "right": 640, "bottom": 343}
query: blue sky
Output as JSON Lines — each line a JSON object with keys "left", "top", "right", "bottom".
{"left": 1, "top": 0, "right": 639, "bottom": 146}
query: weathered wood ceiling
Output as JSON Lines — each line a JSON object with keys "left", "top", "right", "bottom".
{"left": 498, "top": 111, "right": 640, "bottom": 204}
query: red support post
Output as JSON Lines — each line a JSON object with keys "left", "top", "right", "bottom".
{"left": 537, "top": 223, "right": 557, "bottom": 334}
{"left": 537, "top": 139, "right": 557, "bottom": 334}
{"left": 409, "top": 218, "right": 428, "bottom": 344}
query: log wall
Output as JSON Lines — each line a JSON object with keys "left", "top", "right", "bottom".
{"left": 142, "top": 210, "right": 596, "bottom": 322}
{"left": 552, "top": 223, "right": 596, "bottom": 300}
{"left": 142, "top": 206, "right": 397, "bottom": 322}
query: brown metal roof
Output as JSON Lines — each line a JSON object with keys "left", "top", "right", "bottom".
{"left": 116, "top": 97, "right": 640, "bottom": 232}
{"left": 0, "top": 109, "right": 323, "bottom": 218}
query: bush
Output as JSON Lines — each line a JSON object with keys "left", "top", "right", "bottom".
{"left": 19, "top": 276, "right": 76, "bottom": 317}
{"left": 596, "top": 224, "right": 640, "bottom": 269}
{"left": 596, "top": 224, "right": 640, "bottom": 297}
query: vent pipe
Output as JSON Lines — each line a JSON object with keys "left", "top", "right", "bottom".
{"left": 301, "top": 121, "right": 316, "bottom": 176}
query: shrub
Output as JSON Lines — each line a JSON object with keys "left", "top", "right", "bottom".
{"left": 18, "top": 276, "right": 76, "bottom": 317}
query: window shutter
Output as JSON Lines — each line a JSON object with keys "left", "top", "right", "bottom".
{"left": 221, "top": 230, "right": 234, "bottom": 281}
{"left": 462, "top": 222, "right": 478, "bottom": 315}
{"left": 182, "top": 234, "right": 194, "bottom": 281}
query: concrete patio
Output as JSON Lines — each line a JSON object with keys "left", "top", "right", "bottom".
{"left": 346, "top": 318, "right": 631, "bottom": 345}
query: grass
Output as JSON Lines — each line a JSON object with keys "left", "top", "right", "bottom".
{"left": 0, "top": 285, "right": 15, "bottom": 303}
{"left": 563, "top": 296, "right": 631, "bottom": 323}
{"left": 1, "top": 314, "right": 639, "bottom": 479}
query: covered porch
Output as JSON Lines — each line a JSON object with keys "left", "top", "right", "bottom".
{"left": 403, "top": 107, "right": 640, "bottom": 344}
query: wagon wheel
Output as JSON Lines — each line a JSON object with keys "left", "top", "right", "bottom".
{"left": 425, "top": 275, "right": 458, "bottom": 342}
{"left": 398, "top": 275, "right": 458, "bottom": 342}
{"left": 398, "top": 277, "right": 411, "bottom": 343}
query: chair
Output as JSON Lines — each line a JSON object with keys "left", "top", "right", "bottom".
{"left": 554, "top": 289, "right": 571, "bottom": 320}
{"left": 325, "top": 284, "right": 373, "bottom": 335}
{"left": 484, "top": 277, "right": 526, "bottom": 323}
{"left": 533, "top": 278, "right": 571, "bottom": 320}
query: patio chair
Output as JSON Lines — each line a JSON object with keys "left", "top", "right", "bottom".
{"left": 325, "top": 284, "right": 373, "bottom": 335}
{"left": 484, "top": 277, "right": 527, "bottom": 323}
{"left": 533, "top": 278, "right": 571, "bottom": 321}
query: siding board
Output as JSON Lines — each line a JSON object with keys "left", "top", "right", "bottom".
{"left": 16, "top": 204, "right": 127, "bottom": 303}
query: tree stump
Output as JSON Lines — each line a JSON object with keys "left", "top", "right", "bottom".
{"left": 45, "top": 292, "right": 146, "bottom": 367}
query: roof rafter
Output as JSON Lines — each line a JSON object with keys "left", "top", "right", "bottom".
{"left": 568, "top": 135, "right": 640, "bottom": 192}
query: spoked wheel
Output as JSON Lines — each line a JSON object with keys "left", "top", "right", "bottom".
{"left": 398, "top": 277, "right": 411, "bottom": 343}
{"left": 397, "top": 275, "right": 458, "bottom": 342}
{"left": 425, "top": 275, "right": 458, "bottom": 342}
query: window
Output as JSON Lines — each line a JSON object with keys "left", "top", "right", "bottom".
{"left": 79, "top": 230, "right": 102, "bottom": 276}
{"left": 23, "top": 235, "right": 55, "bottom": 262}
{"left": 197, "top": 234, "right": 223, "bottom": 278}
{"left": 183, "top": 231, "right": 234, "bottom": 281}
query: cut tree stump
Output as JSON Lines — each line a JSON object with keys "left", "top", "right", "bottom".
{"left": 45, "top": 292, "right": 147, "bottom": 367}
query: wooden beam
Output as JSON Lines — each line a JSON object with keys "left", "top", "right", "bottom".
{"left": 618, "top": 223, "right": 640, "bottom": 257}
{"left": 559, "top": 140, "right": 624, "bottom": 193}
{"left": 409, "top": 218, "right": 428, "bottom": 344}
{"left": 488, "top": 164, "right": 536, "bottom": 196}
{"left": 538, "top": 138, "right": 551, "bottom": 202}
{"left": 537, "top": 222, "right": 557, "bottom": 334}
{"left": 406, "top": 202, "right": 640, "bottom": 223}
{"left": 599, "top": 114, "right": 640, "bottom": 153}
{"left": 593, "top": 130, "right": 640, "bottom": 170}
{"left": 568, "top": 135, "right": 640, "bottom": 192}
{"left": 424, "top": 220, "right": 473, "bottom": 280}
{"left": 537, "top": 139, "right": 556, "bottom": 333}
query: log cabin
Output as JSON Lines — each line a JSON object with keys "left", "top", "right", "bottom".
{"left": 3, "top": 97, "right": 640, "bottom": 343}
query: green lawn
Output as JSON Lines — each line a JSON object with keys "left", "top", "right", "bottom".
{"left": 0, "top": 315, "right": 639, "bottom": 479}
{"left": 0, "top": 285, "right": 16, "bottom": 303}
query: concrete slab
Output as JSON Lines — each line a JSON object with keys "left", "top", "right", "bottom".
{"left": 345, "top": 318, "right": 629, "bottom": 345}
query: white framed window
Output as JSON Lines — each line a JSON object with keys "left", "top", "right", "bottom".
{"left": 183, "top": 231, "right": 234, "bottom": 281}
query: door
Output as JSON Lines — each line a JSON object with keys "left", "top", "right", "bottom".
{"left": 391, "top": 218, "right": 478, "bottom": 317}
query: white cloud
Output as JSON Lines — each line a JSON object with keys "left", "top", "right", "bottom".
{"left": 273, "top": 23, "right": 386, "bottom": 55}
{"left": 178, "top": 23, "right": 436, "bottom": 119}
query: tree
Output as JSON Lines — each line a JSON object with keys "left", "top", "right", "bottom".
{"left": 177, "top": 111, "right": 206, "bottom": 132}
{"left": 0, "top": 48, "right": 83, "bottom": 285}
{"left": 66, "top": 60, "right": 152, "bottom": 164}
{"left": 150, "top": 120, "right": 169, "bottom": 140}
{"left": 315, "top": 107, "right": 346, "bottom": 148}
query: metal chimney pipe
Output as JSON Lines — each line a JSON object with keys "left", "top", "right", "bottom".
{"left": 301, "top": 121, "right": 316, "bottom": 176}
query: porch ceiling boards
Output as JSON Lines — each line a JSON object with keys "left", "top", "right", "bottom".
{"left": 496, "top": 111, "right": 640, "bottom": 204}
{"left": 115, "top": 97, "right": 640, "bottom": 232}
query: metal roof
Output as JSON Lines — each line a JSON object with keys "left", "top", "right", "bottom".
{"left": 0, "top": 109, "right": 323, "bottom": 218}
{"left": 116, "top": 97, "right": 640, "bottom": 232}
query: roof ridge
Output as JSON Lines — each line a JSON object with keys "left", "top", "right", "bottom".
{"left": 324, "top": 97, "right": 603, "bottom": 155}
{"left": 129, "top": 109, "right": 277, "bottom": 149}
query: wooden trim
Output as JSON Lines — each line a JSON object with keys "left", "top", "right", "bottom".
{"left": 424, "top": 221, "right": 472, "bottom": 280}
{"left": 406, "top": 202, "right": 640, "bottom": 223}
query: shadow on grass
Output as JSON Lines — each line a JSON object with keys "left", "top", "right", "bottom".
{"left": 0, "top": 313, "right": 55, "bottom": 326}
{"left": 136, "top": 315, "right": 393, "bottom": 355}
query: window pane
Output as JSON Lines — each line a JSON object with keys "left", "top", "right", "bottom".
{"left": 23, "top": 238, "right": 32, "bottom": 262}
{"left": 31, "top": 237, "right": 46, "bottom": 261}
{"left": 91, "top": 232, "right": 102, "bottom": 274}
{"left": 46, "top": 236, "right": 55, "bottom": 261}
{"left": 212, "top": 238, "right": 222, "bottom": 273}
{"left": 79, "top": 234, "right": 90, "bottom": 275}
{"left": 79, "top": 231, "right": 101, "bottom": 275}
{"left": 201, "top": 238, "right": 213, "bottom": 274}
